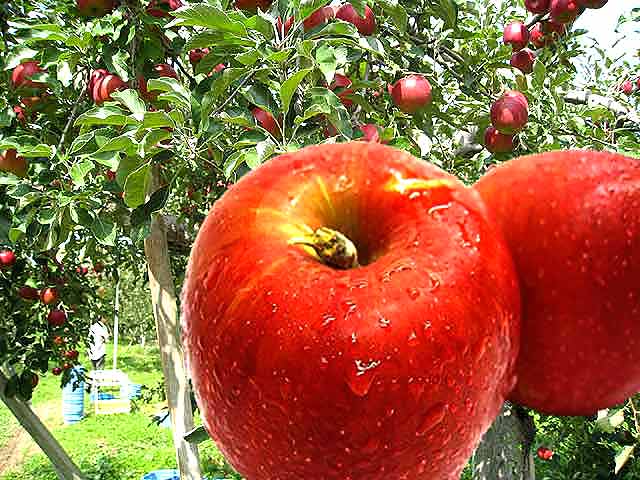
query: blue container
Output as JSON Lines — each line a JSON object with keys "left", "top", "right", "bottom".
{"left": 141, "top": 470, "right": 180, "bottom": 480}
{"left": 62, "top": 367, "right": 85, "bottom": 425}
{"left": 126, "top": 383, "right": 142, "bottom": 399}
{"left": 90, "top": 391, "right": 115, "bottom": 402}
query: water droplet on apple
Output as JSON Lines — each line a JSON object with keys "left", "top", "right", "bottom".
{"left": 322, "top": 313, "right": 336, "bottom": 327}
{"left": 416, "top": 402, "right": 448, "bottom": 436}
{"left": 378, "top": 316, "right": 391, "bottom": 328}
{"left": 345, "top": 359, "right": 381, "bottom": 397}
{"left": 407, "top": 287, "right": 420, "bottom": 300}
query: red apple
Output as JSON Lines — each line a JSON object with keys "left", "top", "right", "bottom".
{"left": 490, "top": 96, "right": 528, "bottom": 134}
{"left": 63, "top": 362, "right": 72, "bottom": 370}
{"left": 484, "top": 126, "right": 514, "bottom": 153}
{"left": 529, "top": 23, "right": 550, "bottom": 48}
{"left": 19, "top": 286, "right": 40, "bottom": 300}
{"left": 53, "top": 336, "right": 65, "bottom": 346}
{"left": 139, "top": 63, "right": 178, "bottom": 101}
{"left": 146, "top": 0, "right": 181, "bottom": 16}
{"left": 13, "top": 105, "right": 27, "bottom": 125}
{"left": 64, "top": 350, "right": 79, "bottom": 360}
{"left": 329, "top": 73, "right": 354, "bottom": 108}
{"left": 475, "top": 150, "right": 640, "bottom": 415}
{"left": 189, "top": 48, "right": 210, "bottom": 66}
{"left": 303, "top": 6, "right": 334, "bottom": 31}
{"left": 93, "top": 74, "right": 126, "bottom": 104}
{"left": 182, "top": 141, "right": 521, "bottom": 480}
{"left": 93, "top": 262, "right": 104, "bottom": 273}
{"left": 276, "top": 16, "right": 295, "bottom": 38}
{"left": 88, "top": 68, "right": 109, "bottom": 94}
{"left": 576, "top": 0, "right": 607, "bottom": 7}
{"left": 510, "top": 49, "right": 536, "bottom": 74}
{"left": 537, "top": 447, "right": 554, "bottom": 460}
{"left": 0, "top": 149, "right": 28, "bottom": 178}
{"left": 11, "top": 61, "right": 46, "bottom": 90}
{"left": 212, "top": 64, "right": 225, "bottom": 74}
{"left": 40, "top": 287, "right": 59, "bottom": 305}
{"left": 503, "top": 21, "right": 529, "bottom": 51}
{"left": 525, "top": 0, "right": 550, "bottom": 13}
{"left": 234, "top": 0, "right": 272, "bottom": 11}
{"left": 77, "top": 0, "right": 116, "bottom": 17}
{"left": 502, "top": 90, "right": 529, "bottom": 109}
{"left": 0, "top": 249, "right": 16, "bottom": 268}
{"left": 52, "top": 367, "right": 63, "bottom": 376}
{"left": 251, "top": 107, "right": 280, "bottom": 137}
{"left": 391, "top": 74, "right": 432, "bottom": 114}
{"left": 48, "top": 309, "right": 67, "bottom": 327}
{"left": 358, "top": 124, "right": 386, "bottom": 143}
{"left": 335, "top": 4, "right": 376, "bottom": 36}
{"left": 550, "top": 0, "right": 580, "bottom": 23}
{"left": 620, "top": 80, "right": 633, "bottom": 95}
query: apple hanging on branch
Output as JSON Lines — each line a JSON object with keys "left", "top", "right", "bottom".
{"left": 182, "top": 142, "right": 521, "bottom": 479}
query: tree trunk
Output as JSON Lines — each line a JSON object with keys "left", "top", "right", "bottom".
{"left": 0, "top": 371, "right": 86, "bottom": 480}
{"left": 144, "top": 169, "right": 202, "bottom": 480}
{"left": 472, "top": 402, "right": 536, "bottom": 480}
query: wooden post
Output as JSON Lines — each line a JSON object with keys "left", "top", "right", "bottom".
{"left": 0, "top": 372, "right": 86, "bottom": 480}
{"left": 113, "top": 273, "right": 120, "bottom": 370}
{"left": 144, "top": 168, "right": 202, "bottom": 480}
{"left": 472, "top": 402, "right": 536, "bottom": 480}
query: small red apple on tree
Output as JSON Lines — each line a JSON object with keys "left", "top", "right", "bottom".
{"left": 475, "top": 150, "right": 640, "bottom": 415}
{"left": 503, "top": 21, "right": 529, "bottom": 51}
{"left": 19, "top": 286, "right": 40, "bottom": 300}
{"left": 146, "top": 0, "right": 182, "bottom": 17}
{"left": 525, "top": 0, "right": 551, "bottom": 14}
{"left": 484, "top": 126, "right": 514, "bottom": 153}
{"left": 335, "top": 3, "right": 376, "bottom": 36}
{"left": 64, "top": 350, "right": 79, "bottom": 361}
{"left": 40, "top": 287, "right": 59, "bottom": 305}
{"left": 620, "top": 80, "right": 633, "bottom": 95}
{"left": 303, "top": 6, "right": 334, "bottom": 31}
{"left": 251, "top": 107, "right": 280, "bottom": 137}
{"left": 188, "top": 48, "right": 209, "bottom": 66}
{"left": 52, "top": 367, "right": 63, "bottom": 376}
{"left": 0, "top": 149, "right": 28, "bottom": 178}
{"left": 233, "top": 0, "right": 271, "bottom": 11}
{"left": 529, "top": 23, "right": 550, "bottom": 48}
{"left": 11, "top": 61, "right": 46, "bottom": 90}
{"left": 358, "top": 124, "right": 387, "bottom": 143}
{"left": 88, "top": 68, "right": 109, "bottom": 94}
{"left": 390, "top": 74, "right": 433, "bottom": 114}
{"left": 510, "top": 49, "right": 536, "bottom": 74}
{"left": 550, "top": 0, "right": 580, "bottom": 23}
{"left": 276, "top": 16, "right": 294, "bottom": 38}
{"left": 48, "top": 309, "right": 67, "bottom": 327}
{"left": 329, "top": 73, "right": 355, "bottom": 108}
{"left": 0, "top": 249, "right": 17, "bottom": 268}
{"left": 537, "top": 446, "right": 554, "bottom": 460}
{"left": 92, "top": 73, "right": 127, "bottom": 103}
{"left": 490, "top": 94, "right": 529, "bottom": 134}
{"left": 77, "top": 0, "right": 116, "bottom": 17}
{"left": 576, "top": 0, "right": 607, "bottom": 8}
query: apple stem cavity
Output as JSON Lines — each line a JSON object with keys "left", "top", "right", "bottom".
{"left": 291, "top": 227, "right": 360, "bottom": 269}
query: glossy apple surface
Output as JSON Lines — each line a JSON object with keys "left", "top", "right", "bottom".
{"left": 335, "top": 4, "right": 376, "bottom": 36}
{"left": 182, "top": 142, "right": 521, "bottom": 480}
{"left": 475, "top": 150, "right": 640, "bottom": 415}
{"left": 484, "top": 126, "right": 514, "bottom": 153}
{"left": 391, "top": 75, "right": 432, "bottom": 114}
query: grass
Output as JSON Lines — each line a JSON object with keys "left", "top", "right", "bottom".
{"left": 0, "top": 343, "right": 240, "bottom": 480}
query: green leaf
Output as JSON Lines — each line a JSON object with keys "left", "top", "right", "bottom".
{"left": 435, "top": 0, "right": 458, "bottom": 30}
{"left": 349, "top": 0, "right": 367, "bottom": 17}
{"left": 75, "top": 106, "right": 135, "bottom": 127}
{"left": 130, "top": 184, "right": 171, "bottom": 228}
{"left": 533, "top": 60, "right": 546, "bottom": 90}
{"left": 224, "top": 149, "right": 258, "bottom": 179}
{"left": 36, "top": 208, "right": 57, "bottom": 225}
{"left": 91, "top": 216, "right": 117, "bottom": 246}
{"left": 316, "top": 44, "right": 337, "bottom": 84}
{"left": 147, "top": 78, "right": 192, "bottom": 111}
{"left": 142, "top": 111, "right": 176, "bottom": 129}
{"left": 280, "top": 68, "right": 312, "bottom": 117}
{"left": 184, "top": 425, "right": 211, "bottom": 445}
{"left": 297, "top": 0, "right": 331, "bottom": 22}
{"left": 241, "top": 84, "right": 277, "bottom": 114}
{"left": 111, "top": 89, "right": 147, "bottom": 121}
{"left": 296, "top": 87, "right": 352, "bottom": 137}
{"left": 69, "top": 131, "right": 96, "bottom": 155}
{"left": 375, "top": 0, "right": 407, "bottom": 32}
{"left": 307, "top": 21, "right": 359, "bottom": 39}
{"left": 123, "top": 163, "right": 151, "bottom": 209}
{"left": 168, "top": 4, "right": 248, "bottom": 36}
{"left": 70, "top": 159, "right": 95, "bottom": 186}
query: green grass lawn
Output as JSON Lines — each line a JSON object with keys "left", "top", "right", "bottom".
{"left": 0, "top": 343, "right": 240, "bottom": 480}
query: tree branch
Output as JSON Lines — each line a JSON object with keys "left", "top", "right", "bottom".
{"left": 564, "top": 90, "right": 640, "bottom": 124}
{"left": 57, "top": 79, "right": 88, "bottom": 152}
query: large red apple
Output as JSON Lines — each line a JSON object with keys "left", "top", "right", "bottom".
{"left": 391, "top": 75, "right": 432, "bottom": 114}
{"left": 47, "top": 309, "right": 67, "bottom": 327}
{"left": 303, "top": 6, "right": 334, "bottom": 31}
{"left": 182, "top": 142, "right": 521, "bottom": 480}
{"left": 576, "top": 0, "right": 607, "bottom": 7}
{"left": 550, "top": 0, "right": 579, "bottom": 23}
{"left": 475, "top": 150, "right": 640, "bottom": 415}
{"left": 335, "top": 4, "right": 376, "bottom": 36}
{"left": 251, "top": 107, "right": 280, "bottom": 137}
{"left": 537, "top": 447, "right": 554, "bottom": 460}
{"left": 329, "top": 73, "right": 354, "bottom": 108}
{"left": 11, "top": 61, "right": 46, "bottom": 90}
{"left": 88, "top": 68, "right": 109, "bottom": 94}
{"left": 77, "top": 0, "right": 116, "bottom": 16}
{"left": 0, "top": 149, "right": 28, "bottom": 177}
{"left": 484, "top": 126, "right": 514, "bottom": 153}
{"left": 0, "top": 249, "right": 16, "bottom": 268}
{"left": 510, "top": 49, "right": 536, "bottom": 74}
{"left": 503, "top": 21, "right": 529, "bottom": 51}
{"left": 490, "top": 95, "right": 528, "bottom": 134}
{"left": 525, "top": 0, "right": 550, "bottom": 14}
{"left": 502, "top": 90, "right": 529, "bottom": 109}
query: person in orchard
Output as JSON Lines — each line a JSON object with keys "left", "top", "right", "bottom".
{"left": 88, "top": 316, "right": 109, "bottom": 370}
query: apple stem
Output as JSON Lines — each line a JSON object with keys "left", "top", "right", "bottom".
{"left": 290, "top": 227, "right": 360, "bottom": 269}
